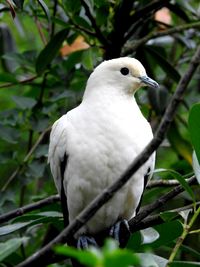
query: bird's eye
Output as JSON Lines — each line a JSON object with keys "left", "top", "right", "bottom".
{"left": 120, "top": 67, "right": 129, "bottom": 76}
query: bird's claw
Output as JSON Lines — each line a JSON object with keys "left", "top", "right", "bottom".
{"left": 77, "top": 235, "right": 98, "bottom": 249}
{"left": 109, "top": 219, "right": 131, "bottom": 248}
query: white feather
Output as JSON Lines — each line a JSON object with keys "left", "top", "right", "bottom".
{"left": 48, "top": 57, "right": 156, "bottom": 235}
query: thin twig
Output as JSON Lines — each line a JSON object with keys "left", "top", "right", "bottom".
{"left": 133, "top": 198, "right": 200, "bottom": 232}
{"left": 129, "top": 176, "right": 196, "bottom": 231}
{"left": 0, "top": 195, "right": 60, "bottom": 224}
{"left": 0, "top": 75, "right": 38, "bottom": 89}
{"left": 167, "top": 205, "right": 200, "bottom": 266}
{"left": 16, "top": 45, "right": 200, "bottom": 267}
{"left": 123, "top": 21, "right": 200, "bottom": 55}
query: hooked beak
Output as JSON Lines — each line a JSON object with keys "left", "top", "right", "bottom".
{"left": 139, "top": 76, "right": 159, "bottom": 89}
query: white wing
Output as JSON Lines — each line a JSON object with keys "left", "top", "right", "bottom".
{"left": 48, "top": 114, "right": 68, "bottom": 194}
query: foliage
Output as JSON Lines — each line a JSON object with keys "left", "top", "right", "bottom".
{"left": 0, "top": 0, "right": 200, "bottom": 266}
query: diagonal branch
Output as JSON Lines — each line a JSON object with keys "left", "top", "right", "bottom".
{"left": 129, "top": 176, "right": 196, "bottom": 232}
{"left": 0, "top": 195, "right": 60, "bottom": 224}
{"left": 133, "top": 197, "right": 200, "bottom": 232}
{"left": 123, "top": 21, "right": 200, "bottom": 55}
{"left": 17, "top": 45, "right": 200, "bottom": 267}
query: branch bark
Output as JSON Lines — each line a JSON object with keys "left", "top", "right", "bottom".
{"left": 147, "top": 178, "right": 192, "bottom": 188}
{"left": 129, "top": 176, "right": 196, "bottom": 232}
{"left": 0, "top": 195, "right": 59, "bottom": 224}
{"left": 17, "top": 46, "right": 200, "bottom": 267}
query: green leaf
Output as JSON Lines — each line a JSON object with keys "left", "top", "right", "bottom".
{"left": 167, "top": 121, "right": 192, "bottom": 165}
{"left": 13, "top": 0, "right": 24, "bottom": 9}
{"left": 104, "top": 249, "right": 140, "bottom": 267}
{"left": 0, "top": 125, "right": 19, "bottom": 144}
{"left": 0, "top": 237, "right": 29, "bottom": 261}
{"left": 55, "top": 245, "right": 100, "bottom": 267}
{"left": 188, "top": 103, "right": 200, "bottom": 165}
{"left": 141, "top": 220, "right": 183, "bottom": 249}
{"left": 82, "top": 48, "right": 94, "bottom": 70}
{"left": 36, "top": 28, "right": 68, "bottom": 74}
{"left": 167, "top": 2, "right": 190, "bottom": 22}
{"left": 12, "top": 95, "right": 37, "bottom": 110}
{"left": 145, "top": 46, "right": 181, "bottom": 83}
{"left": 0, "top": 73, "right": 18, "bottom": 83}
{"left": 160, "top": 211, "right": 180, "bottom": 222}
{"left": 137, "top": 253, "right": 168, "bottom": 267}
{"left": 0, "top": 222, "right": 31, "bottom": 236}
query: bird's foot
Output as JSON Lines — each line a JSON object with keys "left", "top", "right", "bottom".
{"left": 109, "top": 219, "right": 131, "bottom": 248}
{"left": 77, "top": 235, "right": 98, "bottom": 249}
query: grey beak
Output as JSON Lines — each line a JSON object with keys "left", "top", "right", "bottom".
{"left": 139, "top": 76, "right": 159, "bottom": 89}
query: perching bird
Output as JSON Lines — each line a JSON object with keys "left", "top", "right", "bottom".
{"left": 48, "top": 57, "right": 158, "bottom": 247}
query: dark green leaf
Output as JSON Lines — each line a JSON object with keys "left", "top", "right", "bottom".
{"left": 55, "top": 245, "right": 100, "bottom": 267}
{"left": 167, "top": 3, "right": 190, "bottom": 22}
{"left": 0, "top": 125, "right": 19, "bottom": 144}
{"left": 167, "top": 121, "right": 192, "bottom": 165}
{"left": 36, "top": 28, "right": 68, "bottom": 74}
{"left": 141, "top": 220, "right": 183, "bottom": 249}
{"left": 0, "top": 222, "right": 31, "bottom": 236}
{"left": 0, "top": 237, "right": 28, "bottom": 261}
{"left": 188, "top": 103, "right": 200, "bottom": 165}
{"left": 104, "top": 250, "right": 140, "bottom": 267}
{"left": 0, "top": 73, "right": 18, "bottom": 83}
{"left": 12, "top": 95, "right": 37, "bottom": 110}
{"left": 13, "top": 0, "right": 24, "bottom": 9}
{"left": 145, "top": 46, "right": 181, "bottom": 83}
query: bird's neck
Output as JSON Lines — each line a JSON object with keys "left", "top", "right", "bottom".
{"left": 82, "top": 83, "right": 135, "bottom": 107}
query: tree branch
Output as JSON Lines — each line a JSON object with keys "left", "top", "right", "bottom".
{"left": 133, "top": 198, "right": 200, "bottom": 232}
{"left": 17, "top": 45, "right": 200, "bottom": 267}
{"left": 0, "top": 75, "right": 38, "bottom": 89}
{"left": 123, "top": 21, "right": 200, "bottom": 55}
{"left": 147, "top": 177, "right": 192, "bottom": 188}
{"left": 0, "top": 195, "right": 59, "bottom": 224}
{"left": 129, "top": 176, "right": 196, "bottom": 232}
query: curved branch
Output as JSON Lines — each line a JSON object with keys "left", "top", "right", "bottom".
{"left": 16, "top": 45, "right": 200, "bottom": 267}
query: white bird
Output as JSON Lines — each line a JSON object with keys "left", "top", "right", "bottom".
{"left": 48, "top": 57, "right": 158, "bottom": 244}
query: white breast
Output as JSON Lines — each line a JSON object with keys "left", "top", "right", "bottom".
{"left": 61, "top": 98, "right": 155, "bottom": 235}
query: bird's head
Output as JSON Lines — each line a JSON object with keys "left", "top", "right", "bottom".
{"left": 87, "top": 57, "right": 159, "bottom": 95}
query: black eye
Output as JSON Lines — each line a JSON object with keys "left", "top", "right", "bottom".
{"left": 120, "top": 67, "right": 129, "bottom": 76}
